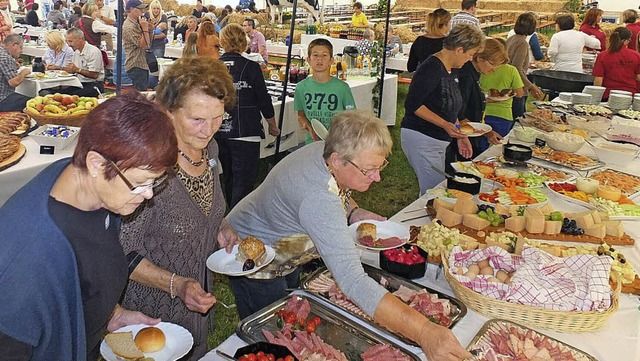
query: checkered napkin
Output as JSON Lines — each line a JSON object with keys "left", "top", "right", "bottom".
{"left": 448, "top": 245, "right": 613, "bottom": 311}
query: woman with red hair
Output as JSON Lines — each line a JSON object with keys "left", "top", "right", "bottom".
{"left": 580, "top": 8, "right": 607, "bottom": 51}
{"left": 197, "top": 19, "right": 221, "bottom": 59}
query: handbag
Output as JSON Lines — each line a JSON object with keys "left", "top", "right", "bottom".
{"left": 145, "top": 50, "right": 158, "bottom": 73}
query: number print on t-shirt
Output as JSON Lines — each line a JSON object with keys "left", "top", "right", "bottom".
{"left": 304, "top": 93, "right": 338, "bottom": 111}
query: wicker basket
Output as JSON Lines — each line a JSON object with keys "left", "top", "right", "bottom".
{"left": 442, "top": 254, "right": 620, "bottom": 333}
{"left": 24, "top": 109, "right": 87, "bottom": 127}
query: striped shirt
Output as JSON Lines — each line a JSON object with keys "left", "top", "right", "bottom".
{"left": 0, "top": 46, "right": 18, "bottom": 102}
{"left": 450, "top": 11, "right": 481, "bottom": 30}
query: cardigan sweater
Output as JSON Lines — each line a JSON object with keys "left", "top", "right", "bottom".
{"left": 0, "top": 159, "right": 86, "bottom": 361}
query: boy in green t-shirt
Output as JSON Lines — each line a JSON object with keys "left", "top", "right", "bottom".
{"left": 294, "top": 39, "right": 356, "bottom": 144}
{"left": 479, "top": 63, "right": 524, "bottom": 151}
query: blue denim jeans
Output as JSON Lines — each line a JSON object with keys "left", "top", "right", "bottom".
{"left": 126, "top": 67, "right": 149, "bottom": 91}
{"left": 479, "top": 115, "right": 516, "bottom": 153}
{"left": 229, "top": 269, "right": 301, "bottom": 319}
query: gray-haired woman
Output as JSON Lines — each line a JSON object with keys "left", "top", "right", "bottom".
{"left": 401, "top": 24, "right": 485, "bottom": 195}
{"left": 227, "top": 110, "right": 472, "bottom": 361}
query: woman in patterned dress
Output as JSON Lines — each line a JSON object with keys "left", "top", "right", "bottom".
{"left": 119, "top": 57, "right": 241, "bottom": 360}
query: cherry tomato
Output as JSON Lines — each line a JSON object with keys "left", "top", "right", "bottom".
{"left": 257, "top": 356, "right": 268, "bottom": 361}
{"left": 267, "top": 354, "right": 276, "bottom": 361}
{"left": 284, "top": 311, "right": 297, "bottom": 325}
{"left": 256, "top": 351, "right": 265, "bottom": 358}
{"left": 298, "top": 317, "right": 307, "bottom": 328}
{"left": 238, "top": 356, "right": 249, "bottom": 361}
{"left": 276, "top": 358, "right": 284, "bottom": 361}
{"left": 306, "top": 322, "right": 316, "bottom": 333}
{"left": 310, "top": 316, "right": 321, "bottom": 326}
{"left": 285, "top": 356, "right": 295, "bottom": 361}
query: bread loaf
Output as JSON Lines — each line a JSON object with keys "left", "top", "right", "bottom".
{"left": 104, "top": 331, "right": 144, "bottom": 360}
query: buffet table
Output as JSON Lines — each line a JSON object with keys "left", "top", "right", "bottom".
{"left": 300, "top": 34, "right": 358, "bottom": 56}
{"left": 16, "top": 75, "right": 84, "bottom": 97}
{"left": 201, "top": 137, "right": 640, "bottom": 361}
{"left": 21, "top": 45, "right": 116, "bottom": 70}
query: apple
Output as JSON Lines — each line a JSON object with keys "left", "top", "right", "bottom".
{"left": 35, "top": 104, "right": 44, "bottom": 111}
{"left": 53, "top": 93, "right": 63, "bottom": 102}
{"left": 61, "top": 96, "right": 74, "bottom": 106}
{"left": 71, "top": 95, "right": 79, "bottom": 102}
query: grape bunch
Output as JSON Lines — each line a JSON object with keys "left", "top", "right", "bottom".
{"left": 478, "top": 204, "right": 494, "bottom": 212}
{"left": 561, "top": 218, "right": 584, "bottom": 236}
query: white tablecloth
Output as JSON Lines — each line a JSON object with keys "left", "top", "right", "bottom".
{"left": 266, "top": 43, "right": 306, "bottom": 58}
{"left": 16, "top": 76, "right": 84, "bottom": 97}
{"left": 200, "top": 137, "right": 640, "bottom": 361}
{"left": 0, "top": 136, "right": 76, "bottom": 207}
{"left": 385, "top": 55, "right": 408, "bottom": 72}
{"left": 300, "top": 34, "right": 358, "bottom": 56}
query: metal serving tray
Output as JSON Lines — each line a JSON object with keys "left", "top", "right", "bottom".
{"left": 467, "top": 319, "right": 597, "bottom": 361}
{"left": 300, "top": 264, "right": 467, "bottom": 346}
{"left": 236, "top": 292, "right": 422, "bottom": 361}
{"left": 531, "top": 153, "right": 605, "bottom": 172}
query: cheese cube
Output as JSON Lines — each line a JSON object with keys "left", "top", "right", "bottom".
{"left": 590, "top": 210, "right": 602, "bottom": 224}
{"left": 436, "top": 207, "right": 463, "bottom": 227}
{"left": 494, "top": 203, "right": 509, "bottom": 216}
{"left": 598, "top": 212, "right": 609, "bottom": 221}
{"left": 539, "top": 204, "right": 554, "bottom": 215}
{"left": 525, "top": 209, "right": 545, "bottom": 234}
{"left": 574, "top": 211, "right": 595, "bottom": 230}
{"left": 544, "top": 221, "right": 562, "bottom": 235}
{"left": 453, "top": 197, "right": 478, "bottom": 215}
{"left": 434, "top": 198, "right": 455, "bottom": 213}
{"left": 462, "top": 214, "right": 491, "bottom": 230}
{"left": 505, "top": 216, "right": 526, "bottom": 232}
{"left": 585, "top": 224, "right": 606, "bottom": 238}
{"left": 603, "top": 220, "right": 624, "bottom": 237}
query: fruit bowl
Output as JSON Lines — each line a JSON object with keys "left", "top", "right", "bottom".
{"left": 380, "top": 245, "right": 427, "bottom": 279}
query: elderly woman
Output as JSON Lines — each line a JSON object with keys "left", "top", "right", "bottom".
{"left": 76, "top": 2, "right": 116, "bottom": 48}
{"left": 215, "top": 23, "right": 279, "bottom": 208}
{"left": 548, "top": 14, "right": 601, "bottom": 73}
{"left": 42, "top": 30, "right": 74, "bottom": 70}
{"left": 580, "top": 8, "right": 606, "bottom": 52}
{"left": 185, "top": 15, "right": 199, "bottom": 42}
{"left": 196, "top": 20, "right": 220, "bottom": 59}
{"left": 506, "top": 12, "right": 544, "bottom": 121}
{"left": 401, "top": 24, "right": 484, "bottom": 195}
{"left": 227, "top": 110, "right": 472, "bottom": 361}
{"left": 407, "top": 8, "right": 450, "bottom": 72}
{"left": 355, "top": 28, "right": 376, "bottom": 56}
{"left": 144, "top": 0, "right": 168, "bottom": 58}
{"left": 120, "top": 57, "right": 241, "bottom": 360}
{"left": 384, "top": 26, "right": 403, "bottom": 55}
{"left": 593, "top": 27, "right": 640, "bottom": 99}
{"left": 0, "top": 93, "right": 177, "bottom": 360}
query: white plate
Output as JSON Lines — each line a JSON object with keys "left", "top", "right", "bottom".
{"left": 310, "top": 118, "right": 328, "bottom": 140}
{"left": 486, "top": 95, "right": 514, "bottom": 102}
{"left": 464, "top": 122, "right": 492, "bottom": 137}
{"left": 206, "top": 244, "right": 275, "bottom": 276}
{"left": 100, "top": 322, "right": 193, "bottom": 361}
{"left": 349, "top": 220, "right": 409, "bottom": 251}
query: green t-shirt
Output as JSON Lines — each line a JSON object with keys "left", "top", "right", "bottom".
{"left": 294, "top": 76, "right": 356, "bottom": 143}
{"left": 479, "top": 64, "right": 524, "bottom": 121}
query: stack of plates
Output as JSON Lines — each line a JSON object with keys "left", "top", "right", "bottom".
{"left": 582, "top": 85, "right": 606, "bottom": 104}
{"left": 633, "top": 94, "right": 640, "bottom": 111}
{"left": 608, "top": 92, "right": 633, "bottom": 111}
{"left": 558, "top": 92, "right": 573, "bottom": 102}
{"left": 571, "top": 93, "right": 593, "bottom": 105}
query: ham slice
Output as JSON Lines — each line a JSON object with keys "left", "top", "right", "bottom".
{"left": 361, "top": 344, "right": 412, "bottom": 361}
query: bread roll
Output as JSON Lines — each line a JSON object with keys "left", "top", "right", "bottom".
{"left": 134, "top": 327, "right": 166, "bottom": 353}
{"left": 459, "top": 124, "right": 475, "bottom": 135}
{"left": 356, "top": 222, "right": 376, "bottom": 242}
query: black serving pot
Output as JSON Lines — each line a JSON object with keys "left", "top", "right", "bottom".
{"left": 446, "top": 172, "right": 482, "bottom": 195}
{"left": 503, "top": 143, "right": 533, "bottom": 162}
{"left": 529, "top": 69, "right": 595, "bottom": 93}
{"left": 380, "top": 245, "right": 428, "bottom": 279}
{"left": 234, "top": 342, "right": 298, "bottom": 360}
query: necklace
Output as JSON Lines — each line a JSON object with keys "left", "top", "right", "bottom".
{"left": 178, "top": 148, "right": 205, "bottom": 167}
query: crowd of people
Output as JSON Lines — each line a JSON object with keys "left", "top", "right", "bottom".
{"left": 3, "top": 1, "right": 640, "bottom": 360}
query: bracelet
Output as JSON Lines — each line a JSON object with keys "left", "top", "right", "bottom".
{"left": 347, "top": 206, "right": 359, "bottom": 222}
{"left": 169, "top": 272, "right": 176, "bottom": 299}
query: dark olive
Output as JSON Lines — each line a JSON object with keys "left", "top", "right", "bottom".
{"left": 242, "top": 259, "right": 255, "bottom": 271}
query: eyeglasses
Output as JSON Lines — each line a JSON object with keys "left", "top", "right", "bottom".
{"left": 346, "top": 158, "right": 389, "bottom": 177}
{"left": 108, "top": 159, "right": 168, "bottom": 195}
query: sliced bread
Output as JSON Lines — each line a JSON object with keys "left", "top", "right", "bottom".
{"left": 104, "top": 331, "right": 145, "bottom": 360}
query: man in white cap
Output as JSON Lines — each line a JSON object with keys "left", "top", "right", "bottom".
{"left": 123, "top": 0, "right": 151, "bottom": 91}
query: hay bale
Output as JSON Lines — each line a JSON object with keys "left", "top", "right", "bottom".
{"left": 394, "top": 26, "right": 419, "bottom": 43}
{"left": 174, "top": 4, "right": 193, "bottom": 17}
{"left": 158, "top": 0, "right": 179, "bottom": 13}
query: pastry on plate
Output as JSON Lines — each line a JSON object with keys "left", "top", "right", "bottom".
{"left": 236, "top": 236, "right": 266, "bottom": 265}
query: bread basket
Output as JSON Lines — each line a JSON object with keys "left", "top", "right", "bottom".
{"left": 442, "top": 253, "right": 620, "bottom": 333}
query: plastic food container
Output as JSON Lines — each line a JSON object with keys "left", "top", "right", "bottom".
{"left": 29, "top": 124, "right": 80, "bottom": 152}
{"left": 379, "top": 245, "right": 428, "bottom": 279}
{"left": 447, "top": 172, "right": 482, "bottom": 195}
{"left": 503, "top": 143, "right": 532, "bottom": 162}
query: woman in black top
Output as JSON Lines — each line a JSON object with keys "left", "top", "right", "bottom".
{"left": 216, "top": 24, "right": 280, "bottom": 208}
{"left": 401, "top": 25, "right": 484, "bottom": 195}
{"left": 25, "top": 3, "right": 40, "bottom": 26}
{"left": 407, "top": 8, "right": 450, "bottom": 72}
{"left": 445, "top": 38, "right": 506, "bottom": 172}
